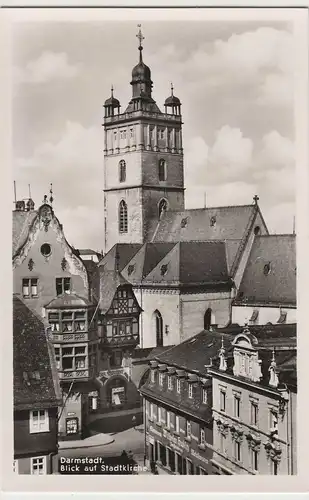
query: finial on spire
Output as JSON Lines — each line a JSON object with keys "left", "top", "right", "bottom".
{"left": 49, "top": 183, "right": 54, "bottom": 205}
{"left": 136, "top": 24, "right": 144, "bottom": 62}
{"left": 171, "top": 82, "right": 174, "bottom": 96}
{"left": 111, "top": 85, "right": 114, "bottom": 97}
{"left": 253, "top": 194, "right": 259, "bottom": 205}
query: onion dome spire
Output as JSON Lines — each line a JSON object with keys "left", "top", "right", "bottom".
{"left": 104, "top": 85, "right": 121, "bottom": 117}
{"left": 130, "top": 25, "right": 153, "bottom": 100}
{"left": 164, "top": 82, "right": 181, "bottom": 115}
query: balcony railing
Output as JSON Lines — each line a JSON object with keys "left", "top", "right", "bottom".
{"left": 102, "top": 333, "right": 139, "bottom": 346}
{"left": 104, "top": 110, "right": 182, "bottom": 124}
{"left": 51, "top": 332, "right": 88, "bottom": 342}
{"left": 58, "top": 368, "right": 95, "bottom": 380}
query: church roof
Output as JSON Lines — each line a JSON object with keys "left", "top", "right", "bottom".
{"left": 234, "top": 234, "right": 296, "bottom": 306}
{"left": 142, "top": 241, "right": 232, "bottom": 289}
{"left": 12, "top": 209, "right": 37, "bottom": 257}
{"left": 98, "top": 243, "right": 142, "bottom": 272}
{"left": 13, "top": 295, "right": 61, "bottom": 411}
{"left": 151, "top": 205, "right": 259, "bottom": 243}
{"left": 121, "top": 242, "right": 177, "bottom": 284}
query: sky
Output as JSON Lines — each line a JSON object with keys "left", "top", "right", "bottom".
{"left": 12, "top": 18, "right": 296, "bottom": 251}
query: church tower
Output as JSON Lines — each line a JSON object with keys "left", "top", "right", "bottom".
{"left": 103, "top": 26, "right": 185, "bottom": 252}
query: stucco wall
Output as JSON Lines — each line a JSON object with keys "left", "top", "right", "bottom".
{"left": 13, "top": 213, "right": 89, "bottom": 318}
{"left": 134, "top": 288, "right": 180, "bottom": 348}
{"left": 212, "top": 376, "right": 290, "bottom": 475}
{"left": 180, "top": 291, "right": 232, "bottom": 342}
{"left": 232, "top": 306, "right": 297, "bottom": 325}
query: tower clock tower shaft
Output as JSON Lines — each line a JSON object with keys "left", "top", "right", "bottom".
{"left": 103, "top": 26, "right": 185, "bottom": 252}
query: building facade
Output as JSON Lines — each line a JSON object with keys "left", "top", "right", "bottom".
{"left": 13, "top": 296, "right": 61, "bottom": 474}
{"left": 209, "top": 325, "right": 297, "bottom": 475}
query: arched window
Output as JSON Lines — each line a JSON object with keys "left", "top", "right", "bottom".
{"left": 204, "top": 308, "right": 212, "bottom": 330}
{"left": 119, "top": 200, "right": 128, "bottom": 233}
{"left": 254, "top": 226, "right": 260, "bottom": 235}
{"left": 154, "top": 310, "right": 163, "bottom": 347}
{"left": 119, "top": 160, "right": 126, "bottom": 183}
{"left": 158, "top": 198, "right": 167, "bottom": 219}
{"left": 158, "top": 159, "right": 167, "bottom": 181}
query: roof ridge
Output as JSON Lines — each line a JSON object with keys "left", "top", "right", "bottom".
{"left": 179, "top": 204, "right": 254, "bottom": 212}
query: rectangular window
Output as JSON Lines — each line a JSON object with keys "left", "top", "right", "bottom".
{"left": 188, "top": 384, "right": 193, "bottom": 399}
{"left": 31, "top": 456, "right": 46, "bottom": 475}
{"left": 151, "top": 370, "right": 155, "bottom": 383}
{"left": 175, "top": 415, "right": 180, "bottom": 434}
{"left": 234, "top": 395, "right": 240, "bottom": 418}
{"left": 56, "top": 277, "right": 71, "bottom": 295}
{"left": 200, "top": 428, "right": 205, "bottom": 446}
{"left": 158, "top": 407, "right": 162, "bottom": 424}
{"left": 272, "top": 461, "right": 278, "bottom": 475}
{"left": 270, "top": 410, "right": 278, "bottom": 433}
{"left": 159, "top": 373, "right": 164, "bottom": 386}
{"left": 168, "top": 376, "right": 173, "bottom": 390}
{"left": 186, "top": 420, "right": 191, "bottom": 438}
{"left": 29, "top": 409, "right": 49, "bottom": 434}
{"left": 54, "top": 347, "right": 61, "bottom": 369}
{"left": 166, "top": 411, "right": 171, "bottom": 429}
{"left": 22, "top": 278, "right": 38, "bottom": 298}
{"left": 186, "top": 459, "right": 194, "bottom": 475}
{"left": 220, "top": 390, "right": 226, "bottom": 412}
{"left": 150, "top": 403, "right": 154, "bottom": 420}
{"left": 234, "top": 441, "right": 241, "bottom": 462}
{"left": 159, "top": 443, "right": 166, "bottom": 466}
{"left": 176, "top": 453, "right": 183, "bottom": 474}
{"left": 251, "top": 402, "right": 258, "bottom": 426}
{"left": 61, "top": 345, "right": 87, "bottom": 371}
{"left": 176, "top": 379, "right": 181, "bottom": 394}
{"left": 251, "top": 449, "right": 259, "bottom": 472}
{"left": 202, "top": 388, "right": 207, "bottom": 404}
{"left": 167, "top": 447, "right": 176, "bottom": 472}
{"left": 219, "top": 433, "right": 226, "bottom": 453}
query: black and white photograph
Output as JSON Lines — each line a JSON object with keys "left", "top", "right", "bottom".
{"left": 4, "top": 4, "right": 308, "bottom": 490}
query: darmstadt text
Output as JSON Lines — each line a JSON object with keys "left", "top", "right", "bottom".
{"left": 59, "top": 457, "right": 148, "bottom": 474}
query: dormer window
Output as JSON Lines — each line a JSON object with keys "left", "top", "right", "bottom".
{"left": 168, "top": 376, "right": 173, "bottom": 390}
{"left": 127, "top": 264, "right": 135, "bottom": 276}
{"left": 263, "top": 262, "right": 271, "bottom": 275}
{"left": 159, "top": 373, "right": 164, "bottom": 386}
{"left": 277, "top": 310, "right": 287, "bottom": 324}
{"left": 249, "top": 309, "right": 259, "bottom": 324}
{"left": 188, "top": 384, "right": 193, "bottom": 399}
{"left": 181, "top": 217, "right": 188, "bottom": 228}
{"left": 160, "top": 264, "right": 168, "bottom": 276}
{"left": 210, "top": 216, "right": 216, "bottom": 227}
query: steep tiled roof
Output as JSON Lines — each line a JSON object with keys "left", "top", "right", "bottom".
{"left": 98, "top": 243, "right": 142, "bottom": 272}
{"left": 99, "top": 269, "right": 131, "bottom": 314}
{"left": 234, "top": 235, "right": 296, "bottom": 306}
{"left": 154, "top": 330, "right": 234, "bottom": 373}
{"left": 143, "top": 241, "right": 231, "bottom": 288}
{"left": 121, "top": 242, "right": 177, "bottom": 284}
{"left": 45, "top": 292, "right": 95, "bottom": 309}
{"left": 152, "top": 205, "right": 257, "bottom": 242}
{"left": 84, "top": 260, "right": 100, "bottom": 302}
{"left": 12, "top": 210, "right": 37, "bottom": 256}
{"left": 13, "top": 296, "right": 61, "bottom": 410}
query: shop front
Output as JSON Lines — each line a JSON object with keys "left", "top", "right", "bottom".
{"left": 146, "top": 424, "right": 212, "bottom": 475}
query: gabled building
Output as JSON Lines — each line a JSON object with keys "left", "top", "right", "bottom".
{"left": 140, "top": 323, "right": 297, "bottom": 475}
{"left": 232, "top": 234, "right": 296, "bottom": 326}
{"left": 12, "top": 198, "right": 101, "bottom": 440}
{"left": 13, "top": 295, "right": 61, "bottom": 474}
{"left": 209, "top": 324, "right": 297, "bottom": 475}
